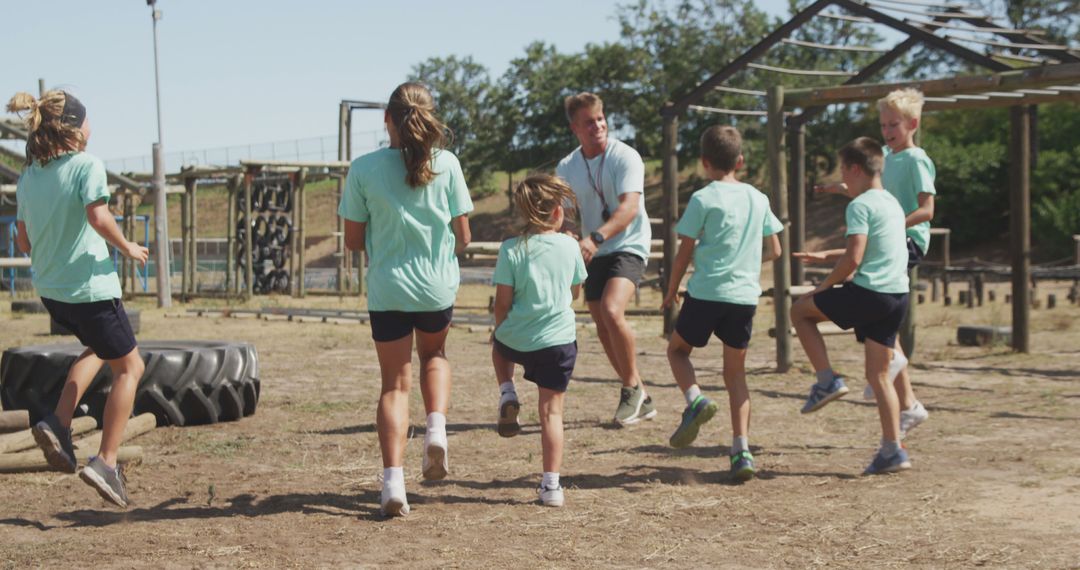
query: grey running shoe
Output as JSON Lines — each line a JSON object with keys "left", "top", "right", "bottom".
{"left": 669, "top": 396, "right": 718, "bottom": 448}
{"left": 614, "top": 384, "right": 658, "bottom": 426}
{"left": 79, "top": 456, "right": 130, "bottom": 508}
{"left": 900, "top": 401, "right": 929, "bottom": 438}
{"left": 32, "top": 414, "right": 77, "bottom": 473}
{"left": 497, "top": 397, "right": 521, "bottom": 438}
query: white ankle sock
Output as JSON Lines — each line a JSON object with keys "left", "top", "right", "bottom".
{"left": 383, "top": 466, "right": 404, "bottom": 488}
{"left": 426, "top": 412, "right": 446, "bottom": 434}
{"left": 684, "top": 385, "right": 702, "bottom": 406}
{"left": 732, "top": 435, "right": 749, "bottom": 454}
{"left": 499, "top": 381, "right": 517, "bottom": 405}
{"left": 542, "top": 471, "right": 560, "bottom": 489}
{"left": 880, "top": 440, "right": 902, "bottom": 458}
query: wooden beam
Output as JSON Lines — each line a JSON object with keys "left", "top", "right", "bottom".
{"left": 238, "top": 159, "right": 350, "bottom": 169}
{"left": 748, "top": 62, "right": 858, "bottom": 77}
{"left": 0, "top": 410, "right": 29, "bottom": 434}
{"left": 784, "top": 62, "right": 1080, "bottom": 107}
{"left": 1009, "top": 106, "right": 1031, "bottom": 352}
{"left": 782, "top": 37, "right": 887, "bottom": 52}
{"left": 789, "top": 124, "right": 806, "bottom": 286}
{"left": 0, "top": 446, "right": 142, "bottom": 474}
{"left": 767, "top": 86, "right": 793, "bottom": 372}
{"left": 666, "top": 0, "right": 835, "bottom": 115}
{"left": 661, "top": 111, "right": 679, "bottom": 335}
{"left": 0, "top": 417, "right": 97, "bottom": 454}
{"left": 924, "top": 89, "right": 1080, "bottom": 111}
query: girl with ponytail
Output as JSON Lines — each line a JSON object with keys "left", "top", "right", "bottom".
{"left": 7, "top": 89, "right": 148, "bottom": 508}
{"left": 338, "top": 82, "right": 473, "bottom": 517}
{"left": 490, "top": 173, "right": 587, "bottom": 508}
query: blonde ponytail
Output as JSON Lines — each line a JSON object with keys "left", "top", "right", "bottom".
{"left": 5, "top": 89, "right": 85, "bottom": 166}
{"left": 387, "top": 82, "right": 451, "bottom": 188}
{"left": 513, "top": 173, "right": 578, "bottom": 238}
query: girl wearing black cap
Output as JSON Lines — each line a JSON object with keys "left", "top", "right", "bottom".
{"left": 7, "top": 90, "right": 148, "bottom": 508}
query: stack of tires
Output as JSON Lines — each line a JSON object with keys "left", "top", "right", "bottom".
{"left": 1, "top": 341, "right": 260, "bottom": 427}
{"left": 236, "top": 176, "right": 294, "bottom": 295}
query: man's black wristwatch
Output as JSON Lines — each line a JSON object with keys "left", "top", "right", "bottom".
{"left": 590, "top": 231, "right": 605, "bottom": 245}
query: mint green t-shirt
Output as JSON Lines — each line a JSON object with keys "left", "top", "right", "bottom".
{"left": 846, "top": 189, "right": 910, "bottom": 294}
{"left": 882, "top": 146, "right": 937, "bottom": 255}
{"left": 675, "top": 181, "right": 783, "bottom": 305}
{"left": 493, "top": 233, "right": 588, "bottom": 352}
{"left": 338, "top": 148, "right": 474, "bottom": 312}
{"left": 15, "top": 152, "right": 122, "bottom": 303}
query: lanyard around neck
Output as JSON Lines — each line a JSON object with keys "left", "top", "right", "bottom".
{"left": 581, "top": 145, "right": 609, "bottom": 212}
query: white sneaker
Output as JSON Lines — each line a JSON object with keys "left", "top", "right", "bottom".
{"left": 538, "top": 485, "right": 564, "bottom": 507}
{"left": 865, "top": 351, "right": 909, "bottom": 401}
{"left": 422, "top": 430, "right": 449, "bottom": 480}
{"left": 380, "top": 482, "right": 409, "bottom": 517}
{"left": 900, "top": 401, "right": 929, "bottom": 438}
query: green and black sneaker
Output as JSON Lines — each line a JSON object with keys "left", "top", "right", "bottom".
{"left": 730, "top": 450, "right": 756, "bottom": 482}
{"left": 668, "top": 396, "right": 719, "bottom": 448}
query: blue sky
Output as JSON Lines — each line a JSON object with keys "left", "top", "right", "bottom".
{"left": 2, "top": 0, "right": 794, "bottom": 170}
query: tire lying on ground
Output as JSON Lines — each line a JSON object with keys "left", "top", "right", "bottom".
{"left": 50, "top": 310, "right": 141, "bottom": 336}
{"left": 0, "top": 341, "right": 259, "bottom": 427}
{"left": 10, "top": 300, "right": 47, "bottom": 314}
{"left": 956, "top": 325, "right": 1012, "bottom": 347}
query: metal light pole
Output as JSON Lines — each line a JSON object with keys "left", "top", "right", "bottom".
{"left": 148, "top": 0, "right": 171, "bottom": 307}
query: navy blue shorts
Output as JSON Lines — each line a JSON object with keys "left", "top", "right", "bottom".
{"left": 584, "top": 252, "right": 645, "bottom": 301}
{"left": 493, "top": 339, "right": 576, "bottom": 392}
{"left": 369, "top": 307, "right": 453, "bottom": 342}
{"left": 812, "top": 282, "right": 908, "bottom": 347}
{"left": 907, "top": 237, "right": 924, "bottom": 269}
{"left": 675, "top": 295, "right": 756, "bottom": 349}
{"left": 41, "top": 297, "right": 137, "bottom": 360}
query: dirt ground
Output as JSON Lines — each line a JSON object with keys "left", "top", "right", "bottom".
{"left": 2, "top": 284, "right": 1079, "bottom": 569}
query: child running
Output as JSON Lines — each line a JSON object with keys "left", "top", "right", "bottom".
{"left": 9, "top": 90, "right": 149, "bottom": 507}
{"left": 339, "top": 82, "right": 473, "bottom": 517}
{"left": 492, "top": 173, "right": 588, "bottom": 507}
{"left": 817, "top": 88, "right": 934, "bottom": 437}
{"left": 661, "top": 125, "right": 782, "bottom": 481}
{"left": 793, "top": 137, "right": 912, "bottom": 475}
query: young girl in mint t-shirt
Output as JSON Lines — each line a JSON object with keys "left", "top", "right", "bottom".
{"left": 339, "top": 82, "right": 472, "bottom": 518}
{"left": 491, "top": 173, "right": 588, "bottom": 508}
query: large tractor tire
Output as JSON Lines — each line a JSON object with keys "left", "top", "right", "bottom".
{"left": 50, "top": 309, "right": 141, "bottom": 336}
{"left": 0, "top": 341, "right": 260, "bottom": 427}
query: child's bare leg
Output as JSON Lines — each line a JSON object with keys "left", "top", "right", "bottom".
{"left": 416, "top": 327, "right": 451, "bottom": 417}
{"left": 374, "top": 335, "right": 413, "bottom": 468}
{"left": 722, "top": 344, "right": 750, "bottom": 438}
{"left": 866, "top": 340, "right": 900, "bottom": 442}
{"left": 54, "top": 348, "right": 104, "bottom": 427}
{"left": 665, "top": 331, "right": 697, "bottom": 393}
{"left": 538, "top": 388, "right": 565, "bottom": 474}
{"left": 98, "top": 348, "right": 144, "bottom": 467}
{"left": 791, "top": 295, "right": 832, "bottom": 372}
{"left": 492, "top": 342, "right": 515, "bottom": 388}
{"left": 892, "top": 337, "right": 916, "bottom": 410}
{"left": 492, "top": 344, "right": 520, "bottom": 437}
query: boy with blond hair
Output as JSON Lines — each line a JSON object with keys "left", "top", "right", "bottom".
{"left": 662, "top": 125, "right": 782, "bottom": 481}
{"left": 816, "top": 87, "right": 934, "bottom": 438}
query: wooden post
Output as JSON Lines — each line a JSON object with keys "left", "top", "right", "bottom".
{"left": 767, "top": 86, "right": 793, "bottom": 372}
{"left": 660, "top": 109, "right": 679, "bottom": 336}
{"left": 190, "top": 178, "right": 198, "bottom": 296}
{"left": 899, "top": 265, "right": 917, "bottom": 357}
{"left": 789, "top": 123, "right": 806, "bottom": 285}
{"left": 943, "top": 229, "right": 951, "bottom": 299}
{"left": 0, "top": 410, "right": 29, "bottom": 434}
{"left": 1009, "top": 106, "right": 1031, "bottom": 352}
{"left": 243, "top": 170, "right": 254, "bottom": 298}
{"left": 180, "top": 189, "right": 189, "bottom": 299}
{"left": 298, "top": 172, "right": 307, "bottom": 298}
{"left": 225, "top": 176, "right": 237, "bottom": 296}
{"left": 295, "top": 169, "right": 307, "bottom": 297}
{"left": 336, "top": 102, "right": 349, "bottom": 294}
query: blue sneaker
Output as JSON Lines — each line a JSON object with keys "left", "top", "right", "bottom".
{"left": 863, "top": 448, "right": 912, "bottom": 475}
{"left": 730, "top": 450, "right": 756, "bottom": 482}
{"left": 669, "top": 396, "right": 719, "bottom": 448}
{"left": 800, "top": 376, "right": 849, "bottom": 414}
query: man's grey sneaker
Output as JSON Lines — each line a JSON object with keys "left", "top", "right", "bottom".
{"left": 32, "top": 414, "right": 77, "bottom": 473}
{"left": 800, "top": 376, "right": 850, "bottom": 414}
{"left": 79, "top": 456, "right": 129, "bottom": 508}
{"left": 730, "top": 450, "right": 756, "bottom": 482}
{"left": 863, "top": 447, "right": 912, "bottom": 475}
{"left": 497, "top": 398, "right": 521, "bottom": 438}
{"left": 537, "top": 485, "right": 564, "bottom": 507}
{"left": 669, "top": 396, "right": 718, "bottom": 448}
{"left": 614, "top": 384, "right": 657, "bottom": 426}
{"left": 900, "top": 401, "right": 929, "bottom": 438}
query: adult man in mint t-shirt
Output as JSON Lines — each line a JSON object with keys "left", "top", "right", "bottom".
{"left": 555, "top": 92, "right": 656, "bottom": 427}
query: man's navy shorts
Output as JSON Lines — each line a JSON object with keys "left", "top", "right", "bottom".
{"left": 369, "top": 307, "right": 453, "bottom": 342}
{"left": 493, "top": 339, "right": 576, "bottom": 392}
{"left": 41, "top": 297, "right": 137, "bottom": 360}
{"left": 584, "top": 252, "right": 645, "bottom": 301}
{"left": 674, "top": 295, "right": 756, "bottom": 349}
{"left": 812, "top": 282, "right": 908, "bottom": 347}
